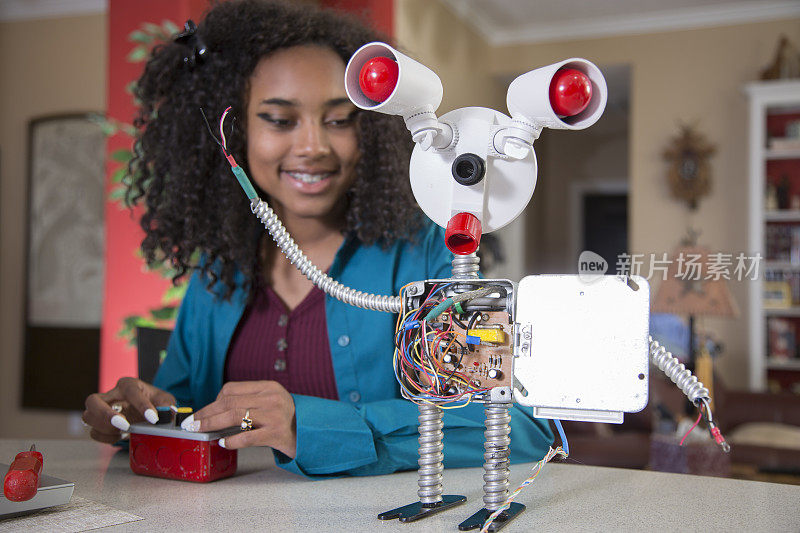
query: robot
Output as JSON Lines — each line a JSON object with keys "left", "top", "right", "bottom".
{"left": 215, "top": 42, "right": 728, "bottom": 532}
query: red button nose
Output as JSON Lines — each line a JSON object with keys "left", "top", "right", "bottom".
{"left": 358, "top": 57, "right": 399, "bottom": 103}
{"left": 549, "top": 68, "right": 592, "bottom": 117}
{"left": 445, "top": 213, "right": 482, "bottom": 255}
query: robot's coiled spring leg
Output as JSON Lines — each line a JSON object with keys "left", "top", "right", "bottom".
{"left": 414, "top": 253, "right": 481, "bottom": 503}
{"left": 457, "top": 253, "right": 523, "bottom": 531}
{"left": 417, "top": 403, "right": 444, "bottom": 505}
{"left": 458, "top": 401, "right": 522, "bottom": 532}
{"left": 482, "top": 403, "right": 511, "bottom": 511}
{"left": 377, "top": 256, "right": 476, "bottom": 522}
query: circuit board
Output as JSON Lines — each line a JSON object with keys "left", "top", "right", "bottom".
{"left": 437, "top": 310, "right": 514, "bottom": 391}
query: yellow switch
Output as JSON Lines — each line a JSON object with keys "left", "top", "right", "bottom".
{"left": 467, "top": 328, "right": 508, "bottom": 345}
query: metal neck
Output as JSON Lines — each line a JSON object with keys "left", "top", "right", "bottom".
{"left": 451, "top": 253, "right": 480, "bottom": 280}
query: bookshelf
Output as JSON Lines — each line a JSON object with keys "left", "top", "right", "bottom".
{"left": 745, "top": 79, "right": 800, "bottom": 393}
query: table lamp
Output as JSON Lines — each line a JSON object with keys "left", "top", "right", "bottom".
{"left": 651, "top": 244, "right": 740, "bottom": 405}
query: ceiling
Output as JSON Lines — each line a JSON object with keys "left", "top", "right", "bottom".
{"left": 3, "top": 0, "right": 800, "bottom": 33}
{"left": 440, "top": 0, "right": 800, "bottom": 45}
{"left": 439, "top": 0, "right": 798, "bottom": 108}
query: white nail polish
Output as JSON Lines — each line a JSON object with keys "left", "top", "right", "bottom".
{"left": 144, "top": 409, "right": 158, "bottom": 424}
{"left": 120, "top": 432, "right": 130, "bottom": 440}
{"left": 181, "top": 414, "right": 200, "bottom": 432}
{"left": 110, "top": 414, "right": 130, "bottom": 432}
{"left": 218, "top": 438, "right": 226, "bottom": 449}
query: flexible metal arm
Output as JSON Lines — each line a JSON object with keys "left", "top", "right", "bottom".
{"left": 250, "top": 198, "right": 401, "bottom": 313}
{"left": 649, "top": 336, "right": 709, "bottom": 404}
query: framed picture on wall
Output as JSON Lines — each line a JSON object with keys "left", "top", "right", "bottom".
{"left": 23, "top": 114, "right": 105, "bottom": 410}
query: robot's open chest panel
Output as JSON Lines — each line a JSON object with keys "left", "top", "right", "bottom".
{"left": 400, "top": 276, "right": 650, "bottom": 422}
{"left": 399, "top": 279, "right": 516, "bottom": 404}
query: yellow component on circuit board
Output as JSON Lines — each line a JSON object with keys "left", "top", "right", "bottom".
{"left": 467, "top": 328, "right": 508, "bottom": 345}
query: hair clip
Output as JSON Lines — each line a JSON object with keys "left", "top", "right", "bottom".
{"left": 174, "top": 19, "right": 208, "bottom": 68}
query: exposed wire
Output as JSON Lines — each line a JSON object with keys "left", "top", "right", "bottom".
{"left": 679, "top": 407, "right": 704, "bottom": 446}
{"left": 199, "top": 108, "right": 225, "bottom": 152}
{"left": 205, "top": 106, "right": 257, "bottom": 199}
{"left": 479, "top": 417, "right": 569, "bottom": 532}
{"left": 480, "top": 446, "right": 567, "bottom": 533}
{"left": 553, "top": 419, "right": 569, "bottom": 456}
{"left": 219, "top": 105, "right": 232, "bottom": 152}
{"left": 699, "top": 397, "right": 713, "bottom": 423}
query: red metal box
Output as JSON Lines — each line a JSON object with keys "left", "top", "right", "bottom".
{"left": 129, "top": 424, "right": 238, "bottom": 483}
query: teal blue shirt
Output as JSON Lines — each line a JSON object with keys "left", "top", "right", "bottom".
{"left": 154, "top": 223, "right": 552, "bottom": 477}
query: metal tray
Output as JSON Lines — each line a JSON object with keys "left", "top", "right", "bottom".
{"left": 0, "top": 464, "right": 74, "bottom": 519}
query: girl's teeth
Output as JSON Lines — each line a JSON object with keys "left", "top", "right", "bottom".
{"left": 288, "top": 172, "right": 328, "bottom": 184}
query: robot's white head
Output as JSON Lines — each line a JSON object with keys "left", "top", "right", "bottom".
{"left": 344, "top": 42, "right": 608, "bottom": 256}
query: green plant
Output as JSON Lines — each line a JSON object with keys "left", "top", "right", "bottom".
{"left": 93, "top": 20, "right": 188, "bottom": 347}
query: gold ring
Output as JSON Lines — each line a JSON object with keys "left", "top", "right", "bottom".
{"left": 241, "top": 409, "right": 253, "bottom": 431}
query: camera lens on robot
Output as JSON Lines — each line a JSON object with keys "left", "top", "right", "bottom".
{"left": 451, "top": 153, "right": 486, "bottom": 186}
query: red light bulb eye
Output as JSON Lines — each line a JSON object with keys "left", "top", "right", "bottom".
{"left": 358, "top": 57, "right": 399, "bottom": 103}
{"left": 549, "top": 68, "right": 593, "bottom": 117}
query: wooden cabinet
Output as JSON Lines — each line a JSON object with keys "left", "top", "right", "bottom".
{"left": 745, "top": 79, "right": 800, "bottom": 393}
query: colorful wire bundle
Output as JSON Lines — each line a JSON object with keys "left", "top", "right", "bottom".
{"left": 393, "top": 283, "right": 489, "bottom": 406}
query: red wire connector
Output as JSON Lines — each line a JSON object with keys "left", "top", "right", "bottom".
{"left": 708, "top": 421, "right": 731, "bottom": 453}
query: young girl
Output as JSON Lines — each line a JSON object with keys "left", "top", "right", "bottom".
{"left": 82, "top": 0, "right": 552, "bottom": 477}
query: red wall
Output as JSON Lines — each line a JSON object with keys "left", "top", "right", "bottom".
{"left": 100, "top": 0, "right": 208, "bottom": 392}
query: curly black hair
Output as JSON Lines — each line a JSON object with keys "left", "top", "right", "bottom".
{"left": 128, "top": 0, "right": 421, "bottom": 297}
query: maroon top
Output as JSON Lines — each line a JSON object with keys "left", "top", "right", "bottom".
{"left": 224, "top": 281, "right": 339, "bottom": 400}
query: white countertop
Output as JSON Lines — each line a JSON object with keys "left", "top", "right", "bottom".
{"left": 1, "top": 439, "right": 799, "bottom": 532}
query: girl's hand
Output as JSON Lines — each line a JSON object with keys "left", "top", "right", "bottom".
{"left": 82, "top": 378, "right": 176, "bottom": 444}
{"left": 191, "top": 381, "right": 297, "bottom": 458}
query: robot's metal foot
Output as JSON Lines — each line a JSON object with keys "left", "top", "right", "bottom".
{"left": 378, "top": 495, "right": 467, "bottom": 522}
{"left": 459, "top": 402, "right": 517, "bottom": 531}
{"left": 377, "top": 403, "right": 467, "bottom": 522}
{"left": 457, "top": 502, "right": 525, "bottom": 531}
